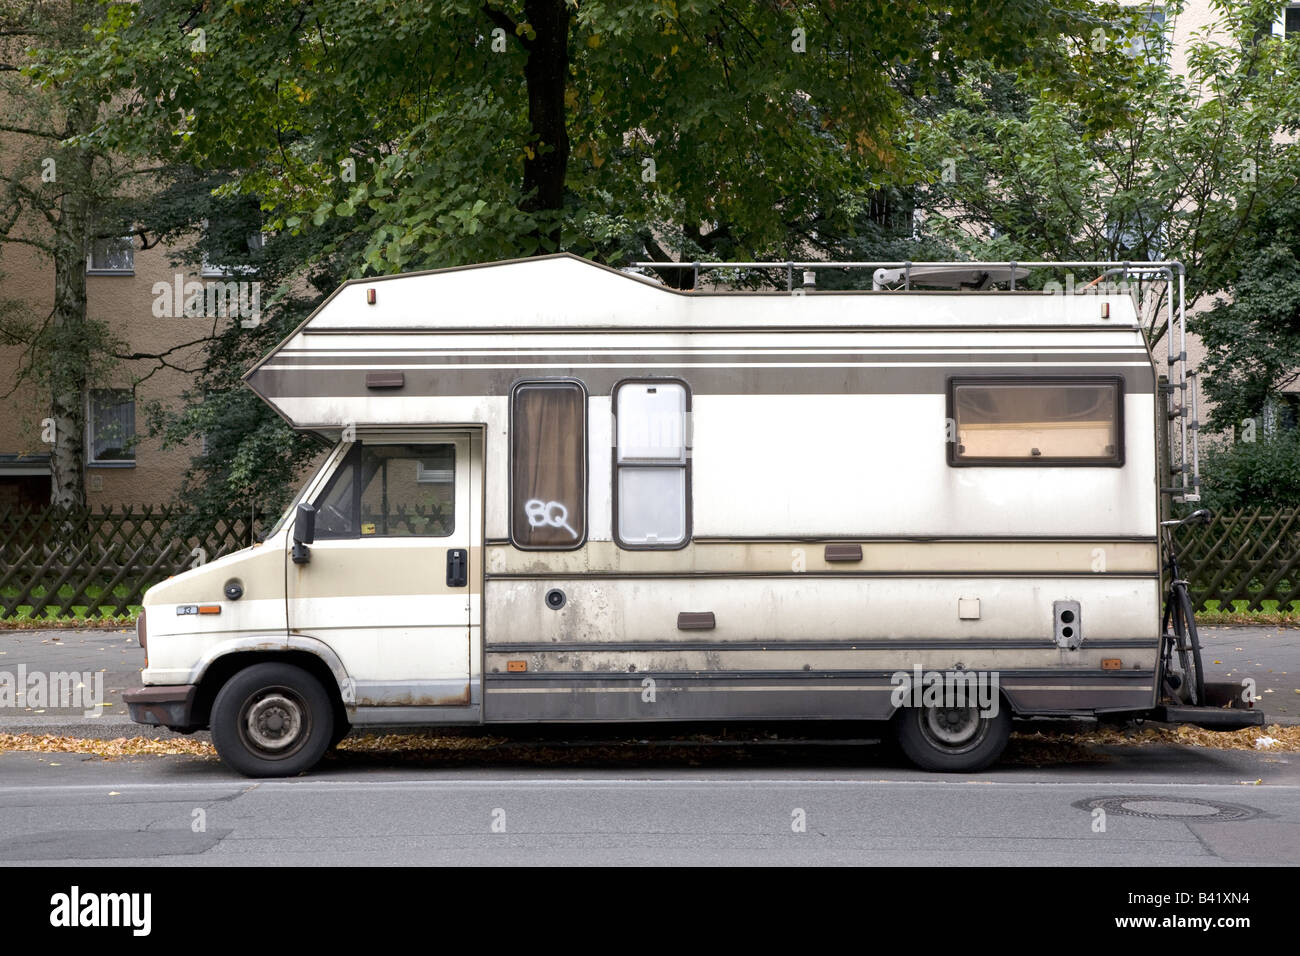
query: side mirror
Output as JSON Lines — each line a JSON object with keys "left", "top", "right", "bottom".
{"left": 292, "top": 503, "right": 316, "bottom": 564}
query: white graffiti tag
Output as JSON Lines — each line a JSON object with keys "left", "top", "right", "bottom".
{"left": 525, "top": 499, "right": 578, "bottom": 539}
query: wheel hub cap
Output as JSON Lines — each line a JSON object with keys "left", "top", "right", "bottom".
{"left": 925, "top": 706, "right": 981, "bottom": 745}
{"left": 246, "top": 694, "right": 302, "bottom": 751}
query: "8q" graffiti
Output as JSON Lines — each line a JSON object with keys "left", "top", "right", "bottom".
{"left": 525, "top": 499, "right": 577, "bottom": 539}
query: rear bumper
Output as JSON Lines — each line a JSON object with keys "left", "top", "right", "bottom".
{"left": 1153, "top": 703, "right": 1266, "bottom": 730}
{"left": 123, "top": 685, "right": 199, "bottom": 729}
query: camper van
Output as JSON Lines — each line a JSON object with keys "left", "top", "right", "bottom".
{"left": 124, "top": 254, "right": 1263, "bottom": 777}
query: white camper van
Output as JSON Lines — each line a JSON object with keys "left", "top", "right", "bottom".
{"left": 124, "top": 254, "right": 1263, "bottom": 777}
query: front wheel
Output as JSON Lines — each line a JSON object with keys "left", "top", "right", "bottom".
{"left": 894, "top": 702, "right": 1011, "bottom": 772}
{"left": 210, "top": 663, "right": 335, "bottom": 778}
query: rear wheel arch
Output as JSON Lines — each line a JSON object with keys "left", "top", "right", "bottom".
{"left": 891, "top": 690, "right": 1014, "bottom": 773}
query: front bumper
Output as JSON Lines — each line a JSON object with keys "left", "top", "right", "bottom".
{"left": 123, "top": 685, "right": 199, "bottom": 729}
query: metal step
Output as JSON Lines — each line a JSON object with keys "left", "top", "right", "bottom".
{"left": 1153, "top": 704, "right": 1265, "bottom": 729}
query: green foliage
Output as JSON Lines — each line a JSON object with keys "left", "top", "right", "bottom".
{"left": 1198, "top": 429, "right": 1300, "bottom": 511}
{"left": 1195, "top": 191, "right": 1300, "bottom": 433}
{"left": 19, "top": 0, "right": 1104, "bottom": 514}
{"left": 909, "top": 0, "right": 1300, "bottom": 347}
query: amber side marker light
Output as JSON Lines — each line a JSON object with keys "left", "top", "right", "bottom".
{"left": 1101, "top": 658, "right": 1122, "bottom": 670}
{"left": 198, "top": 605, "right": 222, "bottom": 615}
{"left": 507, "top": 661, "right": 527, "bottom": 672}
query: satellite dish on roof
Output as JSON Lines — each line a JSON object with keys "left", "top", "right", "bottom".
{"left": 872, "top": 264, "right": 1031, "bottom": 290}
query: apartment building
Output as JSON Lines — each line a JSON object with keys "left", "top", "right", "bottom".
{"left": 0, "top": 214, "right": 253, "bottom": 509}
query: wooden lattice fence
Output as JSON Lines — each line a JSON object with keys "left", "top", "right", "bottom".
{"left": 0, "top": 504, "right": 1296, "bottom": 619}
{"left": 0, "top": 505, "right": 268, "bottom": 619}
{"left": 1173, "top": 508, "right": 1300, "bottom": 613}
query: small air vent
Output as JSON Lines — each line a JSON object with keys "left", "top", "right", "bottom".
{"left": 677, "top": 611, "right": 716, "bottom": 631}
{"left": 365, "top": 371, "right": 405, "bottom": 389}
{"left": 824, "top": 544, "right": 863, "bottom": 563}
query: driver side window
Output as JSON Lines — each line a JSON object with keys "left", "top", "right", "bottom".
{"left": 314, "top": 443, "right": 456, "bottom": 539}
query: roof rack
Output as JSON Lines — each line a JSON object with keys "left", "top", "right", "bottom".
{"left": 633, "top": 259, "right": 1199, "bottom": 503}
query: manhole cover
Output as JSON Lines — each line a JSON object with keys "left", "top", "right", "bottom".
{"left": 1073, "top": 796, "right": 1261, "bottom": 822}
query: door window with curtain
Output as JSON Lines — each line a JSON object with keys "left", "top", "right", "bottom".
{"left": 511, "top": 381, "right": 586, "bottom": 549}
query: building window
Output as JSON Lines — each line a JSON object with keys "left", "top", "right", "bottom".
{"left": 87, "top": 236, "right": 134, "bottom": 274}
{"left": 1273, "top": 4, "right": 1300, "bottom": 36}
{"left": 1124, "top": 6, "right": 1167, "bottom": 60}
{"left": 314, "top": 443, "right": 456, "bottom": 538}
{"left": 1261, "top": 392, "right": 1300, "bottom": 436}
{"left": 1106, "top": 207, "right": 1163, "bottom": 259}
{"left": 511, "top": 381, "right": 586, "bottom": 549}
{"left": 614, "top": 380, "right": 689, "bottom": 548}
{"left": 87, "top": 389, "right": 136, "bottom": 466}
{"left": 949, "top": 378, "right": 1123, "bottom": 466}
{"left": 201, "top": 215, "right": 263, "bottom": 277}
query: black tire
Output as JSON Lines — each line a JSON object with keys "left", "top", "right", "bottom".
{"left": 894, "top": 700, "right": 1012, "bottom": 772}
{"left": 328, "top": 720, "right": 351, "bottom": 751}
{"left": 1176, "top": 586, "right": 1206, "bottom": 706}
{"left": 210, "top": 663, "right": 334, "bottom": 778}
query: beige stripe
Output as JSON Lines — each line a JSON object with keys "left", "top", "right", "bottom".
{"left": 485, "top": 540, "right": 1157, "bottom": 576}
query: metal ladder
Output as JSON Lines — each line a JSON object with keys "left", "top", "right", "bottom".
{"left": 632, "top": 259, "right": 1201, "bottom": 502}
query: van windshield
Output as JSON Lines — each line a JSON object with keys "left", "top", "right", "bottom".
{"left": 262, "top": 444, "right": 341, "bottom": 539}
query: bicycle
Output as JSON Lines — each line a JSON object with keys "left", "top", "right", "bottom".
{"left": 1159, "top": 508, "right": 1210, "bottom": 707}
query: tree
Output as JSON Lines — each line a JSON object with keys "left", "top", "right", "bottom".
{"left": 0, "top": 0, "right": 126, "bottom": 507}
{"left": 907, "top": 0, "right": 1300, "bottom": 351}
{"left": 0, "top": 0, "right": 210, "bottom": 507}
{"left": 50, "top": 0, "right": 1111, "bottom": 515}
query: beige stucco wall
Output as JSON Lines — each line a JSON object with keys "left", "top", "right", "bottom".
{"left": 0, "top": 220, "right": 227, "bottom": 507}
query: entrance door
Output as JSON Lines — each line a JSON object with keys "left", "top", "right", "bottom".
{"left": 287, "top": 436, "right": 472, "bottom": 706}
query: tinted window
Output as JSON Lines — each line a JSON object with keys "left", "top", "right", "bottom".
{"left": 511, "top": 382, "right": 586, "bottom": 549}
{"left": 951, "top": 380, "right": 1121, "bottom": 463}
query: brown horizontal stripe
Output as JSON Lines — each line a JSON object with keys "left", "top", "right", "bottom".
{"left": 250, "top": 364, "right": 1155, "bottom": 398}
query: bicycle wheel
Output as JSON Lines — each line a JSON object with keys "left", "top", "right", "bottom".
{"left": 1175, "top": 585, "right": 1206, "bottom": 706}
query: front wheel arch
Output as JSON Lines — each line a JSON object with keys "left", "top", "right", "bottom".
{"left": 194, "top": 650, "right": 348, "bottom": 737}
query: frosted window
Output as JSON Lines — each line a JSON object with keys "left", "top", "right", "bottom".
{"left": 615, "top": 381, "right": 689, "bottom": 548}
{"left": 617, "top": 383, "right": 686, "bottom": 462}
{"left": 617, "top": 468, "right": 686, "bottom": 546}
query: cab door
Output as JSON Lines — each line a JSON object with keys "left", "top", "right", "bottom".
{"left": 287, "top": 436, "right": 472, "bottom": 706}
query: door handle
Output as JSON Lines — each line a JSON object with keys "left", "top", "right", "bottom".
{"left": 446, "top": 549, "right": 468, "bottom": 588}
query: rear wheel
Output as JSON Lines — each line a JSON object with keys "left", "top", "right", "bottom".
{"left": 1165, "top": 585, "right": 1205, "bottom": 706}
{"left": 210, "top": 663, "right": 334, "bottom": 778}
{"left": 894, "top": 702, "right": 1011, "bottom": 772}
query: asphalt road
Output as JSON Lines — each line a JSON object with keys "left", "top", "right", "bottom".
{"left": 0, "top": 745, "right": 1295, "bottom": 865}
{"left": 1, "top": 624, "right": 1296, "bottom": 866}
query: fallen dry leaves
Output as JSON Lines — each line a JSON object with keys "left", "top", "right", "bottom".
{"left": 0, "top": 723, "right": 1295, "bottom": 763}
{"left": 0, "top": 734, "right": 215, "bottom": 757}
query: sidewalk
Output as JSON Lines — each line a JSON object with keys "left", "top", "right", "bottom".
{"left": 0, "top": 625, "right": 201, "bottom": 740}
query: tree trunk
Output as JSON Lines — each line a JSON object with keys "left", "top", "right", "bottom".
{"left": 520, "top": 0, "right": 571, "bottom": 245}
{"left": 47, "top": 122, "right": 94, "bottom": 509}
